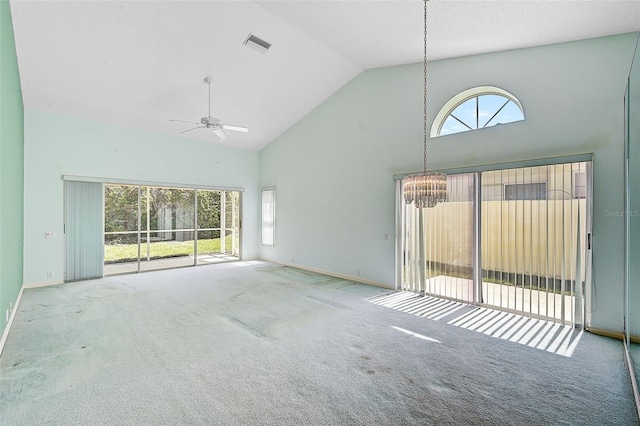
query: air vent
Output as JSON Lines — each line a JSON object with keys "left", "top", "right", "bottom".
{"left": 243, "top": 33, "right": 271, "bottom": 54}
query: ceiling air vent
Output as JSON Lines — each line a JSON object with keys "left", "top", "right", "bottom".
{"left": 243, "top": 33, "right": 271, "bottom": 54}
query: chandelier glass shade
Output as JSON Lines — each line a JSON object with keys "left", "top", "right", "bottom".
{"left": 402, "top": 0, "right": 446, "bottom": 209}
{"left": 402, "top": 172, "right": 447, "bottom": 209}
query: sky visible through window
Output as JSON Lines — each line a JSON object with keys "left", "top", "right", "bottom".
{"left": 440, "top": 94, "right": 524, "bottom": 136}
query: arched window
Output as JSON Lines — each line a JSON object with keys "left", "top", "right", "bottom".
{"left": 431, "top": 86, "right": 525, "bottom": 137}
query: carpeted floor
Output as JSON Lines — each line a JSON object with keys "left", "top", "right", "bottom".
{"left": 0, "top": 261, "right": 636, "bottom": 425}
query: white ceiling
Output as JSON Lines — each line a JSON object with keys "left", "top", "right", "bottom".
{"left": 9, "top": 0, "right": 640, "bottom": 151}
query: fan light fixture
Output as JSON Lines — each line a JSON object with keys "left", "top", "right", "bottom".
{"left": 402, "top": 0, "right": 446, "bottom": 209}
{"left": 169, "top": 76, "right": 249, "bottom": 140}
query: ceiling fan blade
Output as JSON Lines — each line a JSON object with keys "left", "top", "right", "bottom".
{"left": 213, "top": 128, "right": 228, "bottom": 140}
{"left": 171, "top": 119, "right": 201, "bottom": 125}
{"left": 221, "top": 124, "right": 249, "bottom": 133}
{"left": 181, "top": 126, "right": 205, "bottom": 134}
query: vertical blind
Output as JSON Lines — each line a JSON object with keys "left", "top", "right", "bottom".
{"left": 480, "top": 163, "right": 588, "bottom": 325}
{"left": 64, "top": 180, "right": 104, "bottom": 282}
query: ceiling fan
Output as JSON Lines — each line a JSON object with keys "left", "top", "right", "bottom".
{"left": 170, "top": 76, "right": 248, "bottom": 140}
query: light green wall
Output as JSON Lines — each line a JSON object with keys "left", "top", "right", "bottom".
{"left": 260, "top": 33, "right": 639, "bottom": 333}
{"left": 0, "top": 0, "right": 25, "bottom": 334}
{"left": 23, "top": 109, "right": 259, "bottom": 285}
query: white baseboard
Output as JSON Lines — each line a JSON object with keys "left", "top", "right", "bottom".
{"left": 24, "top": 279, "right": 64, "bottom": 289}
{"left": 0, "top": 285, "right": 25, "bottom": 357}
{"left": 259, "top": 258, "right": 393, "bottom": 289}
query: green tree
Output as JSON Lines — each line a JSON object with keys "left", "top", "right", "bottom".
{"left": 104, "top": 185, "right": 138, "bottom": 233}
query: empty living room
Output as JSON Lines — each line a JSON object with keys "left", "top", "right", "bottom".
{"left": 2, "top": 1, "right": 640, "bottom": 424}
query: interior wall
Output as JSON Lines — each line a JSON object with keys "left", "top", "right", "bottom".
{"left": 0, "top": 1, "right": 25, "bottom": 334}
{"left": 259, "top": 33, "right": 639, "bottom": 333}
{"left": 627, "top": 35, "right": 640, "bottom": 337}
{"left": 23, "top": 109, "right": 259, "bottom": 286}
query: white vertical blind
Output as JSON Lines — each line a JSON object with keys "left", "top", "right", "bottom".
{"left": 480, "top": 163, "right": 588, "bottom": 325}
{"left": 65, "top": 180, "right": 104, "bottom": 282}
{"left": 261, "top": 189, "right": 276, "bottom": 246}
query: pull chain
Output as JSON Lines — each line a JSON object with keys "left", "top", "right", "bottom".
{"left": 423, "top": 0, "right": 428, "bottom": 174}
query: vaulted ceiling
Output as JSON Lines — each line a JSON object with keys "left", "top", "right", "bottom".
{"left": 9, "top": 0, "right": 640, "bottom": 151}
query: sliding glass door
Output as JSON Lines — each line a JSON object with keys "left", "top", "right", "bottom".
{"left": 104, "top": 184, "right": 140, "bottom": 274}
{"left": 139, "top": 187, "right": 196, "bottom": 271}
{"left": 480, "top": 163, "right": 588, "bottom": 325}
{"left": 104, "top": 184, "right": 241, "bottom": 275}
{"left": 398, "top": 160, "right": 591, "bottom": 326}
{"left": 196, "top": 190, "right": 240, "bottom": 265}
{"left": 401, "top": 173, "right": 474, "bottom": 302}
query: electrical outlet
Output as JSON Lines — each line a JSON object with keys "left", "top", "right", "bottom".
{"left": 45, "top": 231, "right": 55, "bottom": 238}
{"left": 384, "top": 233, "right": 390, "bottom": 241}
{"left": 47, "top": 272, "right": 53, "bottom": 278}
{"left": 357, "top": 269, "right": 362, "bottom": 276}
{"left": 290, "top": 256, "right": 294, "bottom": 262}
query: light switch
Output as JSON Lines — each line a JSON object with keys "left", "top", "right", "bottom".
{"left": 45, "top": 231, "right": 55, "bottom": 238}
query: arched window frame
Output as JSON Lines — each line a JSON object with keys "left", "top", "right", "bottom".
{"left": 431, "top": 86, "right": 525, "bottom": 138}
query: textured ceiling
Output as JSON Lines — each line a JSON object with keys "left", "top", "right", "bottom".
{"left": 9, "top": 0, "right": 640, "bottom": 151}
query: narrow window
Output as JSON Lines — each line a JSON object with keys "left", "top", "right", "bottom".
{"left": 573, "top": 171, "right": 587, "bottom": 199}
{"left": 504, "top": 182, "right": 547, "bottom": 200}
{"left": 261, "top": 188, "right": 276, "bottom": 246}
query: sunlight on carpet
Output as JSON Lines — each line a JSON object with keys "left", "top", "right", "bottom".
{"left": 366, "top": 291, "right": 583, "bottom": 357}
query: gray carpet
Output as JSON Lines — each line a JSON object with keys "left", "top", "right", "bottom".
{"left": 629, "top": 342, "right": 640, "bottom": 396}
{"left": 0, "top": 261, "right": 636, "bottom": 425}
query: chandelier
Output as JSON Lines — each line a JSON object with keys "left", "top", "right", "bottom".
{"left": 402, "top": 0, "right": 446, "bottom": 209}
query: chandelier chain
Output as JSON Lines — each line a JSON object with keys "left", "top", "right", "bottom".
{"left": 423, "top": 0, "right": 428, "bottom": 174}
{"left": 401, "top": 0, "right": 446, "bottom": 209}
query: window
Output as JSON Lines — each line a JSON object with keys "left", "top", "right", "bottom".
{"left": 573, "top": 171, "right": 586, "bottom": 199}
{"left": 261, "top": 188, "right": 276, "bottom": 246}
{"left": 504, "top": 182, "right": 547, "bottom": 200}
{"left": 431, "top": 86, "right": 525, "bottom": 137}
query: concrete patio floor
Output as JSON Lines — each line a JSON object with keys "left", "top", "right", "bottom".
{"left": 104, "top": 253, "right": 239, "bottom": 275}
